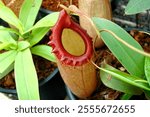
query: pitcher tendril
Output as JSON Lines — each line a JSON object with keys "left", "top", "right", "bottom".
{"left": 99, "top": 29, "right": 150, "bottom": 58}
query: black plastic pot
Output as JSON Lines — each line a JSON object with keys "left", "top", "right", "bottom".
{"left": 36, "top": 8, "right": 54, "bottom": 21}
{"left": 39, "top": 68, "right": 66, "bottom": 100}
{"left": 0, "top": 68, "right": 66, "bottom": 100}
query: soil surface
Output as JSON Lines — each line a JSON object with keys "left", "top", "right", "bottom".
{"left": 130, "top": 30, "right": 150, "bottom": 53}
{"left": 42, "top": 0, "right": 78, "bottom": 11}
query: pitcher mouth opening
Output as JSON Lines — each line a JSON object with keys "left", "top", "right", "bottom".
{"left": 49, "top": 10, "right": 93, "bottom": 66}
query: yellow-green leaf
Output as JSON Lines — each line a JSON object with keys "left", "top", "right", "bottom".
{"left": 14, "top": 49, "right": 40, "bottom": 100}
{"left": 0, "top": 50, "right": 17, "bottom": 73}
{"left": 19, "top": 0, "right": 42, "bottom": 31}
{"left": 0, "top": 1, "right": 23, "bottom": 32}
{"left": 31, "top": 45, "right": 56, "bottom": 62}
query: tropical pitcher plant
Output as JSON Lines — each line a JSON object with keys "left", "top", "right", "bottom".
{"left": 49, "top": 0, "right": 112, "bottom": 98}
{"left": 49, "top": 9, "right": 97, "bottom": 98}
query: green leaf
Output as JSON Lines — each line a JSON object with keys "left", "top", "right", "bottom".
{"left": 14, "top": 48, "right": 40, "bottom": 100}
{"left": 0, "top": 26, "right": 21, "bottom": 37}
{"left": 28, "top": 27, "right": 50, "bottom": 47}
{"left": 100, "top": 64, "right": 143, "bottom": 95}
{"left": 19, "top": 0, "right": 42, "bottom": 31}
{"left": 24, "top": 12, "right": 59, "bottom": 35}
{"left": 93, "top": 18, "right": 145, "bottom": 77}
{"left": 0, "top": 50, "right": 17, "bottom": 73}
{"left": 32, "top": 12, "right": 59, "bottom": 30}
{"left": 145, "top": 57, "right": 150, "bottom": 86}
{"left": 144, "top": 90, "right": 150, "bottom": 99}
{"left": 17, "top": 41, "right": 30, "bottom": 51}
{"left": 125, "top": 0, "right": 150, "bottom": 15}
{"left": 31, "top": 45, "right": 56, "bottom": 62}
{"left": 0, "top": 63, "right": 13, "bottom": 79}
{"left": 0, "top": 1, "right": 23, "bottom": 32}
{"left": 120, "top": 94, "right": 133, "bottom": 100}
{"left": 0, "top": 26, "right": 17, "bottom": 44}
{"left": 100, "top": 63, "right": 150, "bottom": 92}
{"left": 0, "top": 42, "right": 12, "bottom": 50}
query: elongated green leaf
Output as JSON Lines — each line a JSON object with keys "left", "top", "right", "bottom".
{"left": 100, "top": 64, "right": 143, "bottom": 95}
{"left": 19, "top": 0, "right": 42, "bottom": 31}
{"left": 17, "top": 41, "right": 30, "bottom": 51}
{"left": 32, "top": 12, "right": 59, "bottom": 30}
{"left": 0, "top": 63, "right": 13, "bottom": 79}
{"left": 0, "top": 26, "right": 21, "bottom": 37}
{"left": 24, "top": 12, "right": 59, "bottom": 35}
{"left": 100, "top": 63, "right": 150, "bottom": 91}
{"left": 28, "top": 27, "right": 49, "bottom": 46}
{"left": 93, "top": 18, "right": 145, "bottom": 77}
{"left": 0, "top": 27, "right": 17, "bottom": 50}
{"left": 0, "top": 42, "right": 11, "bottom": 50}
{"left": 0, "top": 26, "right": 17, "bottom": 44}
{"left": 0, "top": 1, "right": 23, "bottom": 32}
{"left": 14, "top": 48, "right": 40, "bottom": 100}
{"left": 0, "top": 50, "right": 17, "bottom": 73}
{"left": 120, "top": 94, "right": 133, "bottom": 100}
{"left": 125, "top": 0, "right": 150, "bottom": 15}
{"left": 31, "top": 45, "right": 56, "bottom": 62}
{"left": 101, "top": 73, "right": 143, "bottom": 95}
{"left": 145, "top": 57, "right": 150, "bottom": 86}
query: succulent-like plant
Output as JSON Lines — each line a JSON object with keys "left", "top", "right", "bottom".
{"left": 0, "top": 0, "right": 58, "bottom": 100}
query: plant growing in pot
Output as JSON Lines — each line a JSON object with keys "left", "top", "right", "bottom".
{"left": 0, "top": 0, "right": 66, "bottom": 100}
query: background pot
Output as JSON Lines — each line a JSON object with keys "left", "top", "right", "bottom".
{"left": 0, "top": 68, "right": 67, "bottom": 100}
{"left": 39, "top": 68, "right": 66, "bottom": 100}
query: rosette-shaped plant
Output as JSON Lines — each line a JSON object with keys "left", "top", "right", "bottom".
{"left": 49, "top": 10, "right": 97, "bottom": 98}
